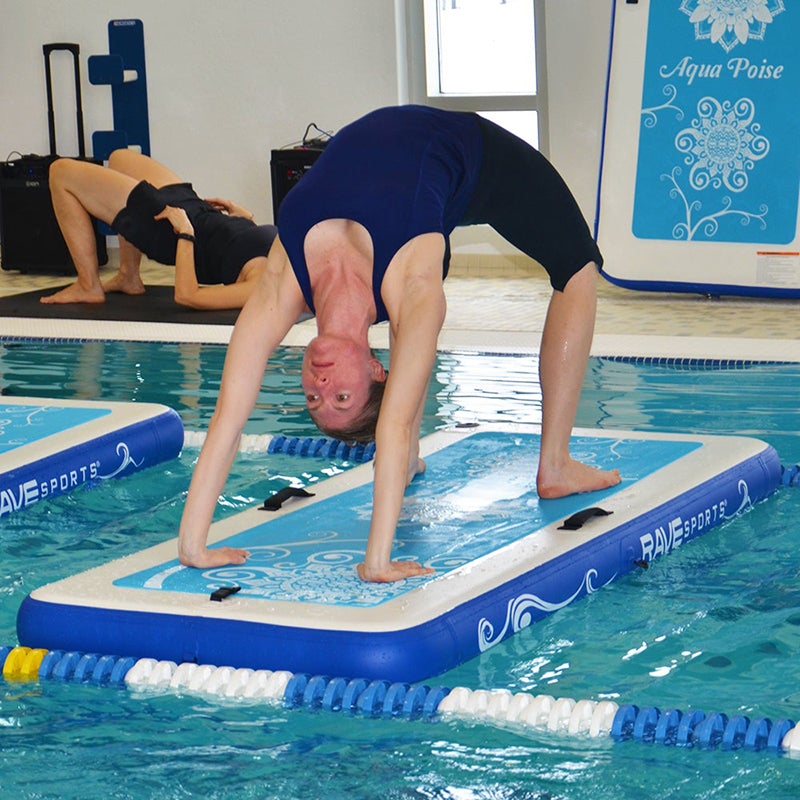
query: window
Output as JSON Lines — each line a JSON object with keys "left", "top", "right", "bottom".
{"left": 400, "top": 0, "right": 546, "bottom": 151}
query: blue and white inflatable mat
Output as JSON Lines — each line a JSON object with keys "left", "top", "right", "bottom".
{"left": 17, "top": 424, "right": 780, "bottom": 682}
{"left": 0, "top": 396, "right": 183, "bottom": 518}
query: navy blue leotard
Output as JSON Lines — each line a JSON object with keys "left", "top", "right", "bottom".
{"left": 278, "top": 106, "right": 482, "bottom": 323}
{"left": 278, "top": 105, "right": 602, "bottom": 322}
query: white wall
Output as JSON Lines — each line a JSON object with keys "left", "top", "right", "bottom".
{"left": 0, "top": 0, "right": 613, "bottom": 242}
{"left": 0, "top": 0, "right": 398, "bottom": 224}
{"left": 544, "top": 0, "right": 614, "bottom": 227}
{"left": 446, "top": 1, "right": 614, "bottom": 259}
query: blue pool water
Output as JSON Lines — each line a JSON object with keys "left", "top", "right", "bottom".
{"left": 1, "top": 339, "right": 799, "bottom": 798}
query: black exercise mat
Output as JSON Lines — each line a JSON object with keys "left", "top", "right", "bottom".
{"left": 0, "top": 285, "right": 240, "bottom": 325}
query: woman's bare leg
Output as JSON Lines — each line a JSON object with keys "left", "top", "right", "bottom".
{"left": 41, "top": 158, "right": 137, "bottom": 304}
{"left": 536, "top": 262, "right": 621, "bottom": 498}
{"left": 108, "top": 148, "right": 183, "bottom": 189}
{"left": 101, "top": 234, "right": 146, "bottom": 295}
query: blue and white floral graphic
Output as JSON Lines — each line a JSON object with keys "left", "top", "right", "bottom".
{"left": 675, "top": 96, "right": 769, "bottom": 192}
{"left": 641, "top": 84, "right": 684, "bottom": 129}
{"left": 639, "top": 95, "right": 771, "bottom": 241}
{"left": 680, "top": 0, "right": 785, "bottom": 52}
{"left": 631, "top": 1, "right": 796, "bottom": 245}
{"left": 660, "top": 166, "right": 768, "bottom": 241}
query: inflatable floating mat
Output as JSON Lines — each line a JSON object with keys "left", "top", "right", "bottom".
{"left": 17, "top": 425, "right": 780, "bottom": 683}
{"left": 0, "top": 396, "right": 183, "bottom": 518}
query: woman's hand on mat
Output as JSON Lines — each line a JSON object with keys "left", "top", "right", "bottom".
{"left": 154, "top": 205, "right": 194, "bottom": 237}
{"left": 357, "top": 559, "right": 434, "bottom": 583}
{"left": 179, "top": 545, "right": 250, "bottom": 569}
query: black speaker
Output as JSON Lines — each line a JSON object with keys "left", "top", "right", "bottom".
{"left": 0, "top": 156, "right": 108, "bottom": 275}
{"left": 270, "top": 147, "right": 324, "bottom": 224}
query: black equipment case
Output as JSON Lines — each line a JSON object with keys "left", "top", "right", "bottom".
{"left": 0, "top": 43, "right": 107, "bottom": 274}
{"left": 270, "top": 147, "right": 325, "bottom": 224}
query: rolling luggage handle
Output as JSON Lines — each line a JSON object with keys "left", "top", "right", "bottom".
{"left": 0, "top": 41, "right": 106, "bottom": 274}
{"left": 43, "top": 43, "right": 86, "bottom": 158}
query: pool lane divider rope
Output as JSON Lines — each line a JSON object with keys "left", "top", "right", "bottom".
{"left": 780, "top": 463, "right": 800, "bottom": 487}
{"left": 183, "top": 430, "right": 375, "bottom": 462}
{"left": 3, "top": 645, "right": 799, "bottom": 757}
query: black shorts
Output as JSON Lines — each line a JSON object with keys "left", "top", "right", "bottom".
{"left": 461, "top": 116, "right": 603, "bottom": 291}
{"left": 111, "top": 181, "right": 208, "bottom": 265}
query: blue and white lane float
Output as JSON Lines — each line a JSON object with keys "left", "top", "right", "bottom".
{"left": 182, "top": 429, "right": 376, "bottom": 461}
{"left": 2, "top": 645, "right": 799, "bottom": 757}
{"left": 16, "top": 425, "right": 781, "bottom": 683}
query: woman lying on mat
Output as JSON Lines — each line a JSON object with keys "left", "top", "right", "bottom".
{"left": 178, "top": 105, "right": 621, "bottom": 582}
{"left": 42, "top": 149, "right": 277, "bottom": 309}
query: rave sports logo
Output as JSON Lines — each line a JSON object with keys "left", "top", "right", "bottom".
{"left": 0, "top": 461, "right": 100, "bottom": 517}
{"left": 680, "top": 0, "right": 785, "bottom": 52}
{"left": 0, "top": 441, "right": 142, "bottom": 517}
{"left": 638, "top": 498, "right": 730, "bottom": 562}
{"left": 639, "top": 478, "right": 753, "bottom": 561}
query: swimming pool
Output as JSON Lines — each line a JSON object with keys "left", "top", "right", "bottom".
{"left": 1, "top": 338, "right": 799, "bottom": 799}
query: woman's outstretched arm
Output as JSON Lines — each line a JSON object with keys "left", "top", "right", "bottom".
{"left": 178, "top": 239, "right": 306, "bottom": 567}
{"left": 357, "top": 234, "right": 446, "bottom": 583}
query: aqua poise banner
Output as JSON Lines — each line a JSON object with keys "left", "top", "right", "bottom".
{"left": 633, "top": 1, "right": 798, "bottom": 245}
{"left": 597, "top": 1, "right": 800, "bottom": 295}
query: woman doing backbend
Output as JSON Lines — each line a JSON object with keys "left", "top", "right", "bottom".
{"left": 178, "top": 105, "right": 621, "bottom": 582}
{"left": 43, "top": 149, "right": 277, "bottom": 309}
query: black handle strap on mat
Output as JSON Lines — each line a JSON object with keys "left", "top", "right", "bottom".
{"left": 260, "top": 487, "right": 315, "bottom": 512}
{"left": 209, "top": 586, "right": 241, "bottom": 602}
{"left": 558, "top": 506, "right": 613, "bottom": 530}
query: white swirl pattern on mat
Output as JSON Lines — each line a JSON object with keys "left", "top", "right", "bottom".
{"left": 478, "top": 569, "right": 614, "bottom": 652}
{"left": 97, "top": 442, "right": 144, "bottom": 479}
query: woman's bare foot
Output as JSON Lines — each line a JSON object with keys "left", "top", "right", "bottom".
{"left": 40, "top": 282, "right": 105, "bottom": 304}
{"left": 537, "top": 457, "right": 621, "bottom": 500}
{"left": 102, "top": 270, "right": 146, "bottom": 295}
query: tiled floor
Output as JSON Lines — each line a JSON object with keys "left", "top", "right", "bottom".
{"left": 440, "top": 263, "right": 800, "bottom": 361}
{"left": 2, "top": 253, "right": 799, "bottom": 360}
